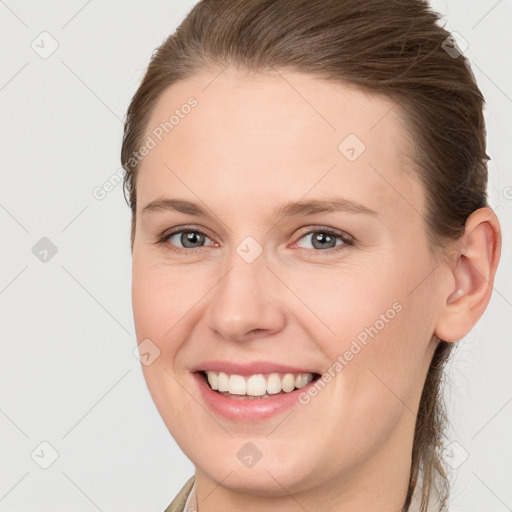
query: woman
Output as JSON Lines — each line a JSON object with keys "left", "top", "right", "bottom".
{"left": 121, "top": 1, "right": 502, "bottom": 510}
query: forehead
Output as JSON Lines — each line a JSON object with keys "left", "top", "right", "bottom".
{"left": 137, "top": 67, "right": 423, "bottom": 220}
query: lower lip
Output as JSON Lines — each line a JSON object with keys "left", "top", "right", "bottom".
{"left": 193, "top": 372, "right": 319, "bottom": 422}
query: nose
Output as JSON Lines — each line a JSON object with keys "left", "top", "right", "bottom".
{"left": 205, "top": 248, "right": 286, "bottom": 342}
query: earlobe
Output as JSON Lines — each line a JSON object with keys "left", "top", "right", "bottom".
{"left": 434, "top": 207, "right": 501, "bottom": 343}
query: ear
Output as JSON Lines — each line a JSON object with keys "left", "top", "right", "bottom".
{"left": 435, "top": 207, "right": 501, "bottom": 342}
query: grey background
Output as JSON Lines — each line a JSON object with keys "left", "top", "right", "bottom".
{"left": 0, "top": 1, "right": 510, "bottom": 511}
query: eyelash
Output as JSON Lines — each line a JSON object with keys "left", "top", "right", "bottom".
{"left": 156, "top": 225, "right": 355, "bottom": 256}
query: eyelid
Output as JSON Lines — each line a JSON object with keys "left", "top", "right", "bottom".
{"left": 157, "top": 225, "right": 218, "bottom": 250}
{"left": 290, "top": 226, "right": 355, "bottom": 253}
{"left": 157, "top": 224, "right": 355, "bottom": 253}
{"left": 293, "top": 225, "right": 355, "bottom": 244}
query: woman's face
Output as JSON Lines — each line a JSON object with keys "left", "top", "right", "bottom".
{"left": 131, "top": 68, "right": 449, "bottom": 500}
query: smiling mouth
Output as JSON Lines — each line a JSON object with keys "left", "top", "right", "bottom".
{"left": 198, "top": 371, "right": 321, "bottom": 400}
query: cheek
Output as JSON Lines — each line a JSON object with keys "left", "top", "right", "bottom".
{"left": 131, "top": 260, "right": 208, "bottom": 346}
{"left": 131, "top": 263, "right": 187, "bottom": 396}
{"left": 277, "top": 259, "right": 406, "bottom": 351}
{"left": 287, "top": 250, "right": 435, "bottom": 408}
{"left": 131, "top": 263, "right": 201, "bottom": 440}
{"left": 332, "top": 297, "right": 434, "bottom": 460}
{"left": 131, "top": 259, "right": 215, "bottom": 408}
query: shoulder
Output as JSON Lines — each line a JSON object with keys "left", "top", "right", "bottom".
{"left": 162, "top": 475, "right": 195, "bottom": 512}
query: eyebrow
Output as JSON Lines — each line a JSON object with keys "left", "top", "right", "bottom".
{"left": 142, "top": 196, "right": 377, "bottom": 219}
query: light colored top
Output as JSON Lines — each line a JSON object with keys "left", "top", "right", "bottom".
{"left": 183, "top": 480, "right": 197, "bottom": 511}
{"left": 163, "top": 476, "right": 195, "bottom": 512}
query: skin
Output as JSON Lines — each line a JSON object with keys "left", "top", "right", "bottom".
{"left": 131, "top": 67, "right": 501, "bottom": 512}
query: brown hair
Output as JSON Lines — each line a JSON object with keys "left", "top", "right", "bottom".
{"left": 121, "top": 1, "right": 489, "bottom": 510}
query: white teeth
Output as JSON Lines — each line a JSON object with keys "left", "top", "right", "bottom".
{"left": 207, "top": 371, "right": 219, "bottom": 390}
{"left": 281, "top": 373, "right": 296, "bottom": 392}
{"left": 246, "top": 374, "right": 267, "bottom": 396}
{"left": 217, "top": 372, "right": 229, "bottom": 392}
{"left": 229, "top": 374, "right": 246, "bottom": 395}
{"left": 205, "top": 371, "right": 314, "bottom": 397}
{"left": 295, "top": 373, "right": 306, "bottom": 388}
{"left": 266, "top": 373, "right": 282, "bottom": 394}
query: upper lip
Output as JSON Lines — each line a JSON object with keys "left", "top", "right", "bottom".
{"left": 192, "top": 360, "right": 319, "bottom": 376}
